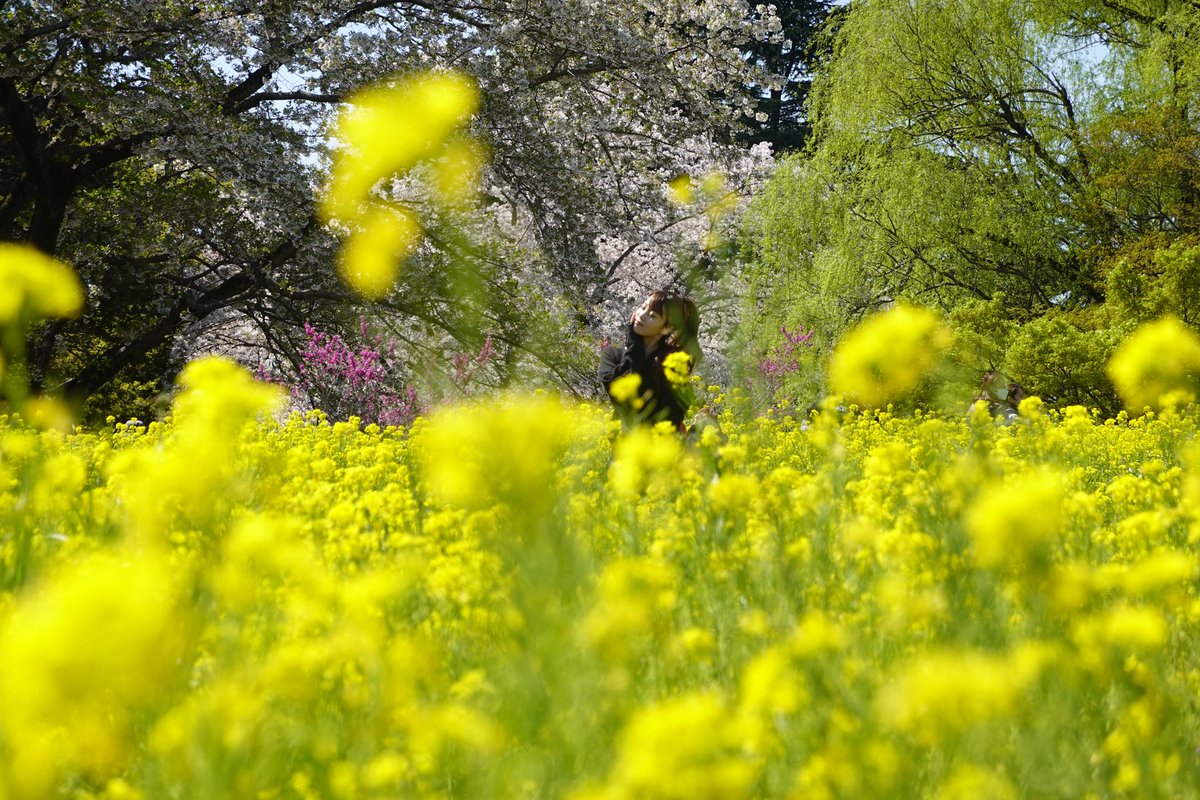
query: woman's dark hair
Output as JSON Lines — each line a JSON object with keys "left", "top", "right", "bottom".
{"left": 662, "top": 292, "right": 701, "bottom": 365}
{"left": 635, "top": 289, "right": 701, "bottom": 362}
{"left": 643, "top": 289, "right": 670, "bottom": 315}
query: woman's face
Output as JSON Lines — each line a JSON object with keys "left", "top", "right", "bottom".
{"left": 631, "top": 297, "right": 667, "bottom": 338}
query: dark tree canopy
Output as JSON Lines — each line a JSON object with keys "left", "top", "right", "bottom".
{"left": 740, "top": 0, "right": 835, "bottom": 153}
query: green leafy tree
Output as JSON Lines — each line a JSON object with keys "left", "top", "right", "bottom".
{"left": 740, "top": 0, "right": 1200, "bottom": 408}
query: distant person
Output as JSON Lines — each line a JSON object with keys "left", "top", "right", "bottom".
{"left": 973, "top": 370, "right": 1027, "bottom": 422}
{"left": 598, "top": 290, "right": 701, "bottom": 430}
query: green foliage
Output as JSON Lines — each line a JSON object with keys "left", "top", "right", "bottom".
{"left": 937, "top": 239, "right": 1200, "bottom": 416}
{"left": 947, "top": 294, "right": 1017, "bottom": 374}
{"left": 1105, "top": 235, "right": 1200, "bottom": 324}
{"left": 79, "top": 373, "right": 168, "bottom": 427}
{"left": 739, "top": 0, "right": 1200, "bottom": 408}
{"left": 1004, "top": 308, "right": 1131, "bottom": 414}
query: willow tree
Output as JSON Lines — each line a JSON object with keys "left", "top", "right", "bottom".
{"left": 740, "top": 0, "right": 1200, "bottom": 407}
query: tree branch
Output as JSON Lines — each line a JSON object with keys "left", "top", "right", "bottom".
{"left": 61, "top": 219, "right": 316, "bottom": 402}
{"left": 994, "top": 94, "right": 1082, "bottom": 193}
{"left": 73, "top": 128, "right": 171, "bottom": 178}
{"left": 220, "top": 0, "right": 417, "bottom": 115}
{"left": 226, "top": 91, "right": 344, "bottom": 113}
{"left": 529, "top": 60, "right": 613, "bottom": 88}
{"left": 0, "top": 16, "right": 76, "bottom": 55}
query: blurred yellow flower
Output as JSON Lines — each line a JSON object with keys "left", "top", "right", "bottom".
{"left": 1108, "top": 316, "right": 1200, "bottom": 410}
{"left": 667, "top": 174, "right": 695, "bottom": 206}
{"left": 671, "top": 626, "right": 716, "bottom": 662}
{"left": 1120, "top": 549, "right": 1196, "bottom": 596}
{"left": 172, "top": 355, "right": 284, "bottom": 428}
{"left": 740, "top": 646, "right": 806, "bottom": 716}
{"left": 419, "top": 394, "right": 578, "bottom": 510}
{"left": 322, "top": 71, "right": 479, "bottom": 222}
{"left": 936, "top": 764, "right": 1018, "bottom": 800}
{"left": 21, "top": 395, "right": 74, "bottom": 433}
{"left": 321, "top": 71, "right": 480, "bottom": 299}
{"left": 433, "top": 137, "right": 487, "bottom": 207}
{"left": 0, "top": 243, "right": 84, "bottom": 324}
{"left": 336, "top": 204, "right": 423, "bottom": 299}
{"left": 604, "top": 692, "right": 759, "bottom": 800}
{"left": 608, "top": 372, "right": 644, "bottom": 408}
{"left": 0, "top": 549, "right": 191, "bottom": 795}
{"left": 875, "top": 644, "right": 1054, "bottom": 743}
{"left": 1074, "top": 603, "right": 1167, "bottom": 653}
{"left": 788, "top": 610, "right": 846, "bottom": 658}
{"left": 607, "top": 425, "right": 682, "bottom": 499}
{"left": 585, "top": 556, "right": 678, "bottom": 660}
{"left": 965, "top": 470, "right": 1064, "bottom": 572}
{"left": 828, "top": 304, "right": 952, "bottom": 407}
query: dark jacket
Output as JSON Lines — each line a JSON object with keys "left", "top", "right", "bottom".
{"left": 598, "top": 324, "right": 687, "bottom": 428}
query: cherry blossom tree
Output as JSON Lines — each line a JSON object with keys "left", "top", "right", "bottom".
{"left": 0, "top": 0, "right": 782, "bottom": 417}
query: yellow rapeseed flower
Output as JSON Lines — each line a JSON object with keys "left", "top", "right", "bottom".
{"left": 740, "top": 646, "right": 807, "bottom": 716}
{"left": 418, "top": 394, "right": 579, "bottom": 510}
{"left": 0, "top": 243, "right": 84, "bottom": 324}
{"left": 935, "top": 764, "right": 1018, "bottom": 800}
{"left": 662, "top": 351, "right": 692, "bottom": 388}
{"left": 828, "top": 304, "right": 952, "bottom": 407}
{"left": 608, "top": 372, "right": 644, "bottom": 409}
{"left": 584, "top": 557, "right": 679, "bottom": 661}
{"left": 107, "top": 357, "right": 282, "bottom": 541}
{"left": 875, "top": 644, "right": 1053, "bottom": 743}
{"left": 1119, "top": 549, "right": 1196, "bottom": 596}
{"left": 1107, "top": 316, "right": 1200, "bottom": 410}
{"left": 321, "top": 71, "right": 480, "bottom": 299}
{"left": 22, "top": 395, "right": 74, "bottom": 433}
{"left": 171, "top": 355, "right": 284, "bottom": 430}
{"left": 323, "top": 71, "right": 480, "bottom": 222}
{"left": 1074, "top": 603, "right": 1167, "bottom": 653}
{"left": 0, "top": 549, "right": 191, "bottom": 796}
{"left": 965, "top": 470, "right": 1064, "bottom": 572}
{"left": 604, "top": 692, "right": 760, "bottom": 800}
{"left": 608, "top": 425, "right": 683, "bottom": 500}
{"left": 336, "top": 204, "right": 423, "bottom": 300}
{"left": 667, "top": 174, "right": 695, "bottom": 206}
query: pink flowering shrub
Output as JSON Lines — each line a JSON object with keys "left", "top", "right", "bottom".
{"left": 264, "top": 320, "right": 498, "bottom": 427}
{"left": 757, "top": 325, "right": 815, "bottom": 396}
{"left": 288, "top": 320, "right": 421, "bottom": 427}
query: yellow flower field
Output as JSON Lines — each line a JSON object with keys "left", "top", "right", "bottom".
{"left": 3, "top": 356, "right": 1200, "bottom": 799}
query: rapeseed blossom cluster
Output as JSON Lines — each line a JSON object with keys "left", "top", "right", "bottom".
{"left": 321, "top": 71, "right": 481, "bottom": 298}
{"left": 1107, "top": 315, "right": 1200, "bottom": 409}
{"left": 0, "top": 243, "right": 83, "bottom": 325}
{"left": 828, "top": 303, "right": 952, "bottom": 407}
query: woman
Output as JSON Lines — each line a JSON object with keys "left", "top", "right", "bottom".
{"left": 598, "top": 290, "right": 700, "bottom": 429}
{"left": 973, "top": 370, "right": 1028, "bottom": 423}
